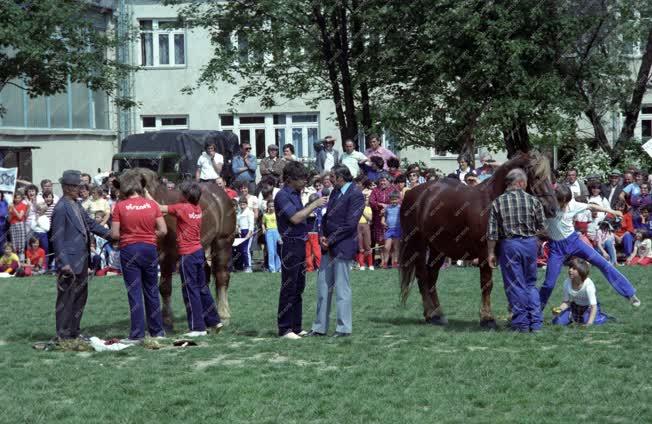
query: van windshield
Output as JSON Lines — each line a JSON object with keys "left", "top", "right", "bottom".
{"left": 112, "top": 158, "right": 160, "bottom": 173}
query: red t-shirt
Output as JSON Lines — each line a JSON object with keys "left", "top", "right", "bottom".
{"left": 112, "top": 197, "right": 162, "bottom": 248}
{"left": 9, "top": 202, "right": 28, "bottom": 225}
{"left": 167, "top": 203, "right": 203, "bottom": 255}
{"left": 26, "top": 247, "right": 46, "bottom": 266}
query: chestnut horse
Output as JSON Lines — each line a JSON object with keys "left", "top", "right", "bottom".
{"left": 115, "top": 169, "right": 236, "bottom": 329}
{"left": 399, "top": 151, "right": 559, "bottom": 328}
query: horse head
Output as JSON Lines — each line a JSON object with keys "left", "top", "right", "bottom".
{"left": 518, "top": 150, "right": 559, "bottom": 218}
{"left": 112, "top": 168, "right": 162, "bottom": 199}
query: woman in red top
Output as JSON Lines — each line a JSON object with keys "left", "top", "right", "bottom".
{"left": 8, "top": 190, "right": 29, "bottom": 261}
{"left": 612, "top": 200, "right": 636, "bottom": 260}
{"left": 149, "top": 181, "right": 222, "bottom": 337}
{"left": 111, "top": 176, "right": 167, "bottom": 344}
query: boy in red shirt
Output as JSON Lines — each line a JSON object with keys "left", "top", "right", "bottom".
{"left": 150, "top": 181, "right": 222, "bottom": 337}
{"left": 25, "top": 237, "right": 46, "bottom": 274}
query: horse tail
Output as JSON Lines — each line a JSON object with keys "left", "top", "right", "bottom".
{"left": 399, "top": 190, "right": 423, "bottom": 305}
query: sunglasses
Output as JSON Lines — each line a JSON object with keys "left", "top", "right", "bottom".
{"left": 244, "top": 147, "right": 251, "bottom": 151}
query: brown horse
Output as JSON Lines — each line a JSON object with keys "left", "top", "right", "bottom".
{"left": 115, "top": 169, "right": 236, "bottom": 328}
{"left": 399, "top": 151, "right": 559, "bottom": 328}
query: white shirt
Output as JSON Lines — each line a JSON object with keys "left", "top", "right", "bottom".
{"left": 197, "top": 152, "right": 224, "bottom": 180}
{"left": 563, "top": 277, "right": 597, "bottom": 306}
{"left": 587, "top": 195, "right": 610, "bottom": 222}
{"left": 236, "top": 208, "right": 255, "bottom": 232}
{"left": 635, "top": 239, "right": 652, "bottom": 258}
{"left": 546, "top": 199, "right": 589, "bottom": 241}
{"left": 258, "top": 187, "right": 280, "bottom": 214}
{"left": 341, "top": 151, "right": 367, "bottom": 177}
{"left": 31, "top": 215, "right": 51, "bottom": 233}
{"left": 324, "top": 151, "right": 335, "bottom": 172}
{"left": 568, "top": 181, "right": 582, "bottom": 199}
{"left": 36, "top": 193, "right": 60, "bottom": 205}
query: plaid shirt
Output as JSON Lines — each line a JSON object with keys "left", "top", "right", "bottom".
{"left": 487, "top": 189, "right": 545, "bottom": 240}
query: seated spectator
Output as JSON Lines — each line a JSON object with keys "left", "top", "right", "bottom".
{"left": 95, "top": 240, "right": 122, "bottom": 276}
{"left": 612, "top": 201, "right": 635, "bottom": 261}
{"left": 601, "top": 170, "right": 624, "bottom": 208}
{"left": 619, "top": 171, "right": 642, "bottom": 204}
{"left": 587, "top": 182, "right": 611, "bottom": 221}
{"left": 387, "top": 158, "right": 402, "bottom": 179}
{"left": 594, "top": 221, "right": 617, "bottom": 265}
{"left": 633, "top": 206, "right": 652, "bottom": 237}
{"left": 93, "top": 211, "right": 109, "bottom": 264}
{"left": 361, "top": 156, "right": 385, "bottom": 183}
{"left": 626, "top": 229, "right": 652, "bottom": 266}
{"left": 566, "top": 168, "right": 588, "bottom": 200}
{"left": 630, "top": 182, "right": 652, "bottom": 217}
{"left": 0, "top": 242, "right": 20, "bottom": 274}
{"left": 25, "top": 237, "right": 46, "bottom": 274}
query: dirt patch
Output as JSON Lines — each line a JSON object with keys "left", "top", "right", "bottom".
{"left": 467, "top": 346, "right": 489, "bottom": 352}
{"left": 539, "top": 345, "right": 558, "bottom": 351}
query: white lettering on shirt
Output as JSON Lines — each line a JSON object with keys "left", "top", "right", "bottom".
{"left": 125, "top": 203, "right": 152, "bottom": 211}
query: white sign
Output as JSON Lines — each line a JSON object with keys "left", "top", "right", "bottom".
{"left": 0, "top": 167, "right": 18, "bottom": 193}
{"left": 642, "top": 139, "right": 652, "bottom": 159}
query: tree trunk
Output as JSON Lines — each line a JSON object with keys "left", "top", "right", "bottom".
{"left": 613, "top": 25, "right": 652, "bottom": 162}
{"left": 351, "top": 0, "right": 372, "bottom": 148}
{"left": 503, "top": 120, "right": 531, "bottom": 158}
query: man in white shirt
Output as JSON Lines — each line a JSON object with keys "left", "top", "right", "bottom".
{"left": 565, "top": 169, "right": 588, "bottom": 200}
{"left": 195, "top": 141, "right": 223, "bottom": 183}
{"left": 36, "top": 179, "right": 60, "bottom": 204}
{"left": 340, "top": 139, "right": 368, "bottom": 178}
{"left": 315, "top": 136, "right": 341, "bottom": 174}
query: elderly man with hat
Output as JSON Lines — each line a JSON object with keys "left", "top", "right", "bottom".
{"left": 601, "top": 169, "right": 624, "bottom": 209}
{"left": 50, "top": 170, "right": 112, "bottom": 341}
{"left": 260, "top": 144, "right": 287, "bottom": 179}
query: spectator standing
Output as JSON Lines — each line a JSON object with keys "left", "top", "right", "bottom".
{"left": 0, "top": 192, "right": 8, "bottom": 247}
{"left": 231, "top": 142, "right": 257, "bottom": 193}
{"left": 381, "top": 191, "right": 401, "bottom": 268}
{"left": 406, "top": 164, "right": 426, "bottom": 187}
{"left": 216, "top": 176, "right": 238, "bottom": 199}
{"left": 601, "top": 170, "right": 624, "bottom": 208}
{"left": 587, "top": 182, "right": 611, "bottom": 222}
{"left": 361, "top": 156, "right": 385, "bottom": 183}
{"left": 364, "top": 134, "right": 397, "bottom": 170}
{"left": 341, "top": 139, "right": 368, "bottom": 178}
{"left": 283, "top": 143, "right": 297, "bottom": 161}
{"left": 453, "top": 154, "right": 476, "bottom": 184}
{"left": 31, "top": 204, "right": 50, "bottom": 268}
{"left": 369, "top": 174, "right": 394, "bottom": 266}
{"left": 259, "top": 144, "right": 286, "bottom": 179}
{"left": 487, "top": 169, "right": 545, "bottom": 332}
{"left": 80, "top": 173, "right": 92, "bottom": 185}
{"left": 79, "top": 184, "right": 91, "bottom": 207}
{"left": 274, "top": 161, "right": 327, "bottom": 339}
{"left": 405, "top": 170, "right": 421, "bottom": 195}
{"left": 111, "top": 174, "right": 167, "bottom": 344}
{"left": 51, "top": 170, "right": 111, "bottom": 341}
{"left": 262, "top": 203, "right": 282, "bottom": 273}
{"left": 8, "top": 190, "right": 28, "bottom": 261}
{"left": 84, "top": 186, "right": 111, "bottom": 225}
{"left": 315, "top": 136, "right": 341, "bottom": 175}
{"left": 356, "top": 195, "right": 373, "bottom": 270}
{"left": 305, "top": 192, "right": 324, "bottom": 273}
{"left": 538, "top": 186, "right": 640, "bottom": 309}
{"left": 236, "top": 197, "right": 255, "bottom": 273}
{"left": 475, "top": 153, "right": 500, "bottom": 182}
{"left": 619, "top": 171, "right": 642, "bottom": 203}
{"left": 24, "top": 184, "right": 38, "bottom": 242}
{"left": 196, "top": 141, "right": 224, "bottom": 183}
{"left": 630, "top": 182, "right": 652, "bottom": 217}
{"left": 566, "top": 169, "right": 588, "bottom": 200}
{"left": 36, "top": 179, "right": 60, "bottom": 204}
{"left": 464, "top": 173, "right": 479, "bottom": 187}
{"left": 387, "top": 158, "right": 402, "bottom": 180}
{"left": 307, "top": 165, "right": 364, "bottom": 337}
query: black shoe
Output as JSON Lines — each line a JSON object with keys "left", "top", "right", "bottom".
{"left": 305, "top": 330, "right": 326, "bottom": 337}
{"left": 332, "top": 332, "right": 350, "bottom": 338}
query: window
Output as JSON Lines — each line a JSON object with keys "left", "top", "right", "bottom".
{"left": 139, "top": 19, "right": 186, "bottom": 67}
{"left": 642, "top": 105, "right": 652, "bottom": 142}
{"left": 0, "top": 79, "right": 109, "bottom": 130}
{"left": 141, "top": 115, "right": 188, "bottom": 131}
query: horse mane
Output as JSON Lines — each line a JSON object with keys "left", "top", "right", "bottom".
{"left": 116, "top": 168, "right": 161, "bottom": 198}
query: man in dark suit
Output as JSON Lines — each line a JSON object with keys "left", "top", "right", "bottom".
{"left": 314, "top": 136, "right": 342, "bottom": 175}
{"left": 601, "top": 169, "right": 624, "bottom": 209}
{"left": 51, "top": 170, "right": 112, "bottom": 341}
{"left": 307, "top": 165, "right": 364, "bottom": 337}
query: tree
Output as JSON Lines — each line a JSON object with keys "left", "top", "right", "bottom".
{"left": 0, "top": 0, "right": 137, "bottom": 115}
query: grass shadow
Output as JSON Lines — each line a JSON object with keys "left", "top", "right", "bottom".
{"left": 368, "top": 316, "right": 502, "bottom": 333}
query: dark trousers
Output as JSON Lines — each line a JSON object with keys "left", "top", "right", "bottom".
{"left": 55, "top": 267, "right": 89, "bottom": 339}
{"left": 179, "top": 248, "right": 220, "bottom": 331}
{"left": 120, "top": 243, "right": 164, "bottom": 339}
{"left": 498, "top": 237, "right": 542, "bottom": 332}
{"left": 277, "top": 239, "right": 306, "bottom": 336}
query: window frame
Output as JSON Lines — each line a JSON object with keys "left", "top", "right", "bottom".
{"left": 138, "top": 19, "right": 187, "bottom": 68}
{"left": 641, "top": 104, "right": 652, "bottom": 142}
{"left": 141, "top": 115, "right": 189, "bottom": 132}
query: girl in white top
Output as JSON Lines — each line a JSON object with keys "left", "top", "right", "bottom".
{"left": 552, "top": 258, "right": 608, "bottom": 326}
{"left": 236, "top": 197, "right": 255, "bottom": 273}
{"left": 539, "top": 185, "right": 640, "bottom": 309}
{"left": 626, "top": 230, "right": 652, "bottom": 266}
{"left": 587, "top": 183, "right": 611, "bottom": 222}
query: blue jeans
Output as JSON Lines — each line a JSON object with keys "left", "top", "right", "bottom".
{"left": 595, "top": 238, "right": 617, "bottom": 264}
{"left": 120, "top": 243, "right": 164, "bottom": 339}
{"left": 498, "top": 237, "right": 542, "bottom": 332}
{"left": 539, "top": 232, "right": 636, "bottom": 308}
{"left": 265, "top": 229, "right": 282, "bottom": 272}
{"left": 179, "top": 248, "right": 220, "bottom": 331}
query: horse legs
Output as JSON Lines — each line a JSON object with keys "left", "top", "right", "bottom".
{"left": 159, "top": 253, "right": 177, "bottom": 332}
{"left": 212, "top": 238, "right": 232, "bottom": 323}
{"left": 417, "top": 251, "right": 447, "bottom": 325}
{"left": 479, "top": 261, "right": 497, "bottom": 329}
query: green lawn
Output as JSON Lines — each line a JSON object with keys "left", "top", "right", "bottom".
{"left": 1, "top": 266, "right": 650, "bottom": 423}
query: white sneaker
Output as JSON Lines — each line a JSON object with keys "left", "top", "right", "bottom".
{"left": 629, "top": 295, "right": 641, "bottom": 307}
{"left": 369, "top": 266, "right": 375, "bottom": 271}
{"left": 244, "top": 268, "right": 253, "bottom": 273}
{"left": 208, "top": 323, "right": 224, "bottom": 335}
{"left": 281, "top": 332, "right": 301, "bottom": 340}
{"left": 359, "top": 266, "right": 366, "bottom": 271}
{"left": 297, "top": 330, "right": 308, "bottom": 336}
{"left": 119, "top": 338, "right": 143, "bottom": 345}
{"left": 183, "top": 331, "right": 208, "bottom": 337}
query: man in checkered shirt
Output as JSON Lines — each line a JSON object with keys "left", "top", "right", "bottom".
{"left": 487, "top": 168, "right": 546, "bottom": 332}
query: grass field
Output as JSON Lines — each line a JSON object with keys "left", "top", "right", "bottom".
{"left": 1, "top": 266, "right": 650, "bottom": 423}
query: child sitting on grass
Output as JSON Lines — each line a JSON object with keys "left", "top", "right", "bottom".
{"left": 95, "top": 240, "right": 122, "bottom": 276}
{"left": 552, "top": 258, "right": 609, "bottom": 327}
{"left": 626, "top": 229, "right": 652, "bottom": 266}
{"left": 0, "top": 242, "right": 20, "bottom": 275}
{"left": 25, "top": 237, "right": 46, "bottom": 275}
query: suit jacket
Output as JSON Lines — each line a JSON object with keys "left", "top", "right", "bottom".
{"left": 51, "top": 198, "right": 111, "bottom": 274}
{"left": 315, "top": 147, "right": 341, "bottom": 174}
{"left": 601, "top": 183, "right": 624, "bottom": 208}
{"left": 322, "top": 184, "right": 365, "bottom": 260}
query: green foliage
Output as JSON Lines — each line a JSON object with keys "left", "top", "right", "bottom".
{"left": 564, "top": 143, "right": 612, "bottom": 179}
{"left": 2, "top": 269, "right": 651, "bottom": 422}
{"left": 0, "top": 0, "right": 138, "bottom": 113}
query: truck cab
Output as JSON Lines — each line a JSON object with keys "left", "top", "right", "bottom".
{"left": 111, "top": 151, "right": 183, "bottom": 182}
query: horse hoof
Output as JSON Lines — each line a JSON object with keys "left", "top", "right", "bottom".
{"left": 427, "top": 315, "right": 448, "bottom": 326}
{"left": 480, "top": 319, "right": 497, "bottom": 330}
